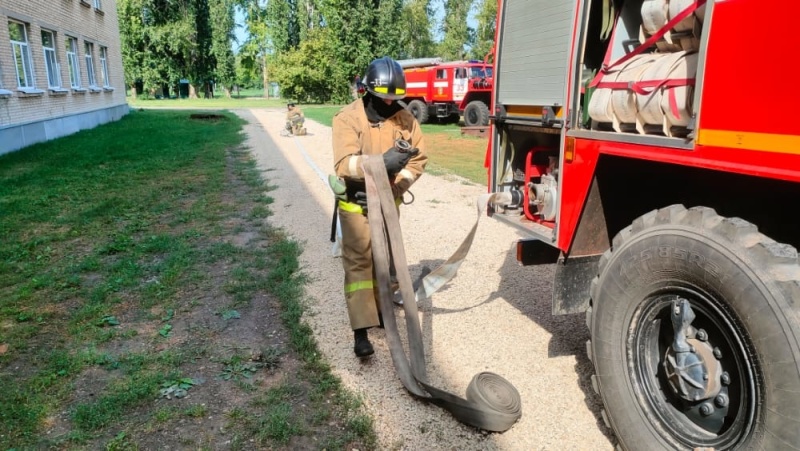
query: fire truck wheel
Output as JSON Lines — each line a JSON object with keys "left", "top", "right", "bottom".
{"left": 586, "top": 204, "right": 800, "bottom": 451}
{"left": 463, "top": 100, "right": 489, "bottom": 127}
{"left": 406, "top": 100, "right": 429, "bottom": 124}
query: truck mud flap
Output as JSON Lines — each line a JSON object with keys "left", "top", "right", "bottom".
{"left": 553, "top": 254, "right": 601, "bottom": 315}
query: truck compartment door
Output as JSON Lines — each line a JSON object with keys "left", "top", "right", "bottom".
{"left": 495, "top": 1, "right": 578, "bottom": 108}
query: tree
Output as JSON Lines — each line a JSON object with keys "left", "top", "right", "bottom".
{"left": 297, "top": 0, "right": 324, "bottom": 42}
{"left": 237, "top": 1, "right": 271, "bottom": 96}
{"left": 234, "top": 53, "right": 260, "bottom": 89}
{"left": 270, "top": 27, "right": 350, "bottom": 103}
{"left": 373, "top": 0, "right": 406, "bottom": 58}
{"left": 470, "top": 0, "right": 496, "bottom": 60}
{"left": 437, "top": 0, "right": 474, "bottom": 61}
{"left": 320, "top": 0, "right": 379, "bottom": 93}
{"left": 265, "top": 0, "right": 299, "bottom": 53}
{"left": 210, "top": 0, "right": 237, "bottom": 96}
{"left": 401, "top": 0, "right": 436, "bottom": 59}
{"left": 189, "top": 0, "right": 214, "bottom": 98}
{"left": 118, "top": 0, "right": 147, "bottom": 97}
{"left": 118, "top": 0, "right": 238, "bottom": 98}
{"left": 141, "top": 0, "right": 195, "bottom": 96}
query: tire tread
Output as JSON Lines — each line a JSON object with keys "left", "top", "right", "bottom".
{"left": 586, "top": 204, "right": 800, "bottom": 450}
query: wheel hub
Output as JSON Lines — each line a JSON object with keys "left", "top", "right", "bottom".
{"left": 662, "top": 297, "right": 730, "bottom": 432}
{"left": 663, "top": 298, "right": 723, "bottom": 402}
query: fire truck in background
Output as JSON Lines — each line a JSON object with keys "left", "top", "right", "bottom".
{"left": 486, "top": 0, "right": 800, "bottom": 449}
{"left": 398, "top": 58, "right": 493, "bottom": 127}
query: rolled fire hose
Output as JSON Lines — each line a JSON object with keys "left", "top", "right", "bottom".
{"left": 362, "top": 155, "right": 522, "bottom": 432}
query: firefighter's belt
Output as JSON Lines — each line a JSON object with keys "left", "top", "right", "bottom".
{"left": 362, "top": 155, "right": 522, "bottom": 432}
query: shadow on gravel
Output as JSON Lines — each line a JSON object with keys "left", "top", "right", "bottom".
{"left": 491, "top": 248, "right": 616, "bottom": 443}
{"left": 410, "top": 250, "right": 615, "bottom": 443}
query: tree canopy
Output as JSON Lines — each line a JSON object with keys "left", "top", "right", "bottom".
{"left": 118, "top": 0, "right": 498, "bottom": 102}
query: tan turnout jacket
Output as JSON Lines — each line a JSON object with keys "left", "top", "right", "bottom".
{"left": 332, "top": 98, "right": 427, "bottom": 196}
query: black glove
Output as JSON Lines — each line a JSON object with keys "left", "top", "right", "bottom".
{"left": 354, "top": 191, "right": 368, "bottom": 208}
{"left": 383, "top": 147, "right": 413, "bottom": 176}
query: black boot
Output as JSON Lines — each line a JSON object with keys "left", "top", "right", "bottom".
{"left": 353, "top": 328, "right": 374, "bottom": 357}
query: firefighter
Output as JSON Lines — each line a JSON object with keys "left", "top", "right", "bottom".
{"left": 331, "top": 56, "right": 428, "bottom": 358}
{"left": 285, "top": 102, "right": 305, "bottom": 135}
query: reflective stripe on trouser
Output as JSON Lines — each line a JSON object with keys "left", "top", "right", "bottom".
{"left": 339, "top": 207, "right": 380, "bottom": 329}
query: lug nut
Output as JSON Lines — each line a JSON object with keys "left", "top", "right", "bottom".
{"left": 715, "top": 393, "right": 729, "bottom": 408}
{"left": 696, "top": 329, "right": 708, "bottom": 341}
{"left": 700, "top": 403, "right": 715, "bottom": 416}
{"left": 721, "top": 372, "right": 731, "bottom": 385}
{"left": 713, "top": 347, "right": 722, "bottom": 359}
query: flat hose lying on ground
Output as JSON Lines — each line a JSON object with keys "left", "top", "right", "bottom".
{"left": 362, "top": 155, "right": 522, "bottom": 432}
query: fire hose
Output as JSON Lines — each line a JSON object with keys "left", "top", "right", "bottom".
{"left": 361, "top": 155, "right": 522, "bottom": 432}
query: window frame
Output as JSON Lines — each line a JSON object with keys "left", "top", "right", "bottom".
{"left": 66, "top": 36, "right": 81, "bottom": 89}
{"left": 9, "top": 20, "right": 35, "bottom": 89}
{"left": 41, "top": 29, "right": 62, "bottom": 89}
{"left": 99, "top": 46, "right": 110, "bottom": 88}
{"left": 93, "top": 0, "right": 102, "bottom": 9}
{"left": 84, "top": 41, "right": 97, "bottom": 87}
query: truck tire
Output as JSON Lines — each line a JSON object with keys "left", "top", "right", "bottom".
{"left": 463, "top": 100, "right": 490, "bottom": 127}
{"left": 586, "top": 204, "right": 800, "bottom": 450}
{"left": 406, "top": 100, "right": 429, "bottom": 124}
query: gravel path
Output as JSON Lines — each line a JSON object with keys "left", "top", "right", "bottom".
{"left": 237, "top": 108, "right": 616, "bottom": 450}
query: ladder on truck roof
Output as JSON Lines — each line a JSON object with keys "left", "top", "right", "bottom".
{"left": 396, "top": 58, "right": 443, "bottom": 69}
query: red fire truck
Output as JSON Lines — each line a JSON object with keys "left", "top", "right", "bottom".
{"left": 486, "top": 0, "right": 800, "bottom": 449}
{"left": 399, "top": 58, "right": 493, "bottom": 127}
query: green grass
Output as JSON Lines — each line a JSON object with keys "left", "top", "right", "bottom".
{"left": 301, "top": 103, "right": 463, "bottom": 135}
{"left": 301, "top": 105, "right": 343, "bottom": 127}
{"left": 0, "top": 109, "right": 376, "bottom": 449}
{"left": 230, "top": 87, "right": 269, "bottom": 98}
{"left": 127, "top": 95, "right": 288, "bottom": 110}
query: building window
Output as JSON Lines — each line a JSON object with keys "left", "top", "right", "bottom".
{"left": 94, "top": 0, "right": 102, "bottom": 9}
{"left": 99, "top": 46, "right": 110, "bottom": 87}
{"left": 0, "top": 60, "right": 11, "bottom": 97}
{"left": 84, "top": 42, "right": 96, "bottom": 86}
{"left": 41, "top": 30, "right": 62, "bottom": 89}
{"left": 9, "top": 20, "right": 34, "bottom": 88}
{"left": 66, "top": 37, "right": 81, "bottom": 88}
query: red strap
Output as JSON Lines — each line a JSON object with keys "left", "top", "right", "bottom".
{"left": 594, "top": 78, "right": 694, "bottom": 119}
{"left": 669, "top": 86, "right": 681, "bottom": 119}
{"left": 589, "top": 0, "right": 705, "bottom": 88}
{"left": 595, "top": 77, "right": 695, "bottom": 95}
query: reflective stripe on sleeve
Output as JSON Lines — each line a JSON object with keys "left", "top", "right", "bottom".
{"left": 348, "top": 155, "right": 361, "bottom": 177}
{"left": 398, "top": 168, "right": 415, "bottom": 182}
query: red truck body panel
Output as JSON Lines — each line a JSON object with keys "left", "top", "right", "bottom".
{"left": 490, "top": 0, "right": 800, "bottom": 253}
{"left": 403, "top": 61, "right": 492, "bottom": 111}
